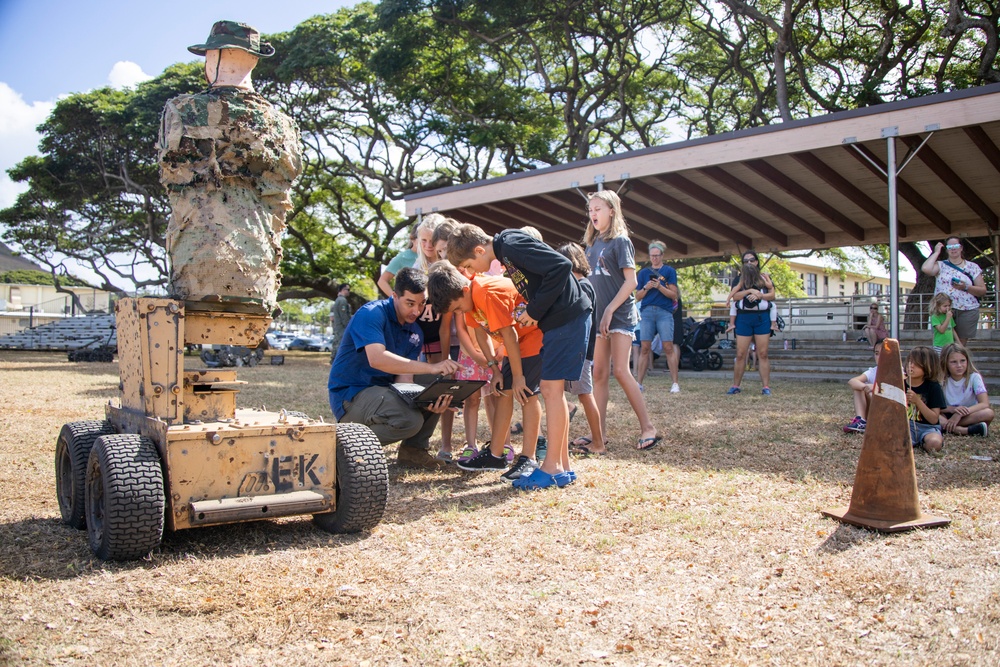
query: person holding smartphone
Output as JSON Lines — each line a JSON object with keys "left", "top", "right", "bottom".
{"left": 921, "top": 237, "right": 987, "bottom": 344}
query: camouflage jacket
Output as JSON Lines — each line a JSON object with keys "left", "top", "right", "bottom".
{"left": 158, "top": 87, "right": 302, "bottom": 196}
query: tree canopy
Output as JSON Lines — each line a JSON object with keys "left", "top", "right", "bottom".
{"left": 2, "top": 0, "right": 996, "bottom": 301}
{"left": 0, "top": 269, "right": 89, "bottom": 286}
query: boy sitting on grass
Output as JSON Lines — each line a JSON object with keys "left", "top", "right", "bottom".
{"left": 844, "top": 338, "right": 885, "bottom": 434}
{"left": 445, "top": 223, "right": 592, "bottom": 489}
{"left": 427, "top": 261, "right": 542, "bottom": 480}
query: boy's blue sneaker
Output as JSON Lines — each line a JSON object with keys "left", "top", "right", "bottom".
{"left": 554, "top": 471, "right": 577, "bottom": 488}
{"left": 726, "top": 386, "right": 741, "bottom": 395}
{"left": 512, "top": 467, "right": 559, "bottom": 490}
{"left": 761, "top": 387, "right": 771, "bottom": 396}
{"left": 457, "top": 448, "right": 507, "bottom": 471}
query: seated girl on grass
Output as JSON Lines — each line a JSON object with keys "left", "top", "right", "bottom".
{"left": 939, "top": 342, "right": 994, "bottom": 437}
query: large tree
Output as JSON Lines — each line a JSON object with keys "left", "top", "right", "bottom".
{"left": 0, "top": 64, "right": 202, "bottom": 295}
{"left": 2, "top": 0, "right": 996, "bottom": 302}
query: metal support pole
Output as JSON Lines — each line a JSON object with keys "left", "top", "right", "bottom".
{"left": 886, "top": 137, "right": 900, "bottom": 339}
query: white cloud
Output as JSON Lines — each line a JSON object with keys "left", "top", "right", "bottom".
{"left": 0, "top": 82, "right": 55, "bottom": 209}
{"left": 0, "top": 60, "right": 152, "bottom": 210}
{"left": 107, "top": 61, "right": 153, "bottom": 89}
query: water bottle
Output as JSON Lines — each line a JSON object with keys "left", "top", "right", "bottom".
{"left": 842, "top": 330, "right": 847, "bottom": 342}
{"left": 783, "top": 339, "right": 789, "bottom": 350}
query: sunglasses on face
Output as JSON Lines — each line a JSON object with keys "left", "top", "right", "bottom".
{"left": 946, "top": 243, "right": 961, "bottom": 249}
{"left": 743, "top": 258, "right": 758, "bottom": 263}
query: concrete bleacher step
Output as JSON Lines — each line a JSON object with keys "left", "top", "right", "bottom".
{"left": 0, "top": 314, "right": 116, "bottom": 351}
{"left": 655, "top": 335, "right": 1000, "bottom": 393}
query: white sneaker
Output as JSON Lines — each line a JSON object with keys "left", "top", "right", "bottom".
{"left": 670, "top": 383, "right": 680, "bottom": 393}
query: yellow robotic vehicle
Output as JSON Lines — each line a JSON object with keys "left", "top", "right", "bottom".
{"left": 54, "top": 299, "right": 387, "bottom": 561}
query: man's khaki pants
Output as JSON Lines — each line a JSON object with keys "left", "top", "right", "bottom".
{"left": 339, "top": 386, "right": 439, "bottom": 450}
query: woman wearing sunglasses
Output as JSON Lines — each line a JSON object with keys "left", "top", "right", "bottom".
{"left": 726, "top": 250, "right": 775, "bottom": 395}
{"left": 921, "top": 237, "right": 986, "bottom": 344}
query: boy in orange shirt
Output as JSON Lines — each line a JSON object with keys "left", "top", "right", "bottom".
{"left": 427, "top": 261, "right": 543, "bottom": 481}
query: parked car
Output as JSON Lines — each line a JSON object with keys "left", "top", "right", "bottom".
{"left": 287, "top": 336, "right": 323, "bottom": 352}
{"left": 319, "top": 336, "right": 335, "bottom": 352}
{"left": 265, "top": 332, "right": 290, "bottom": 350}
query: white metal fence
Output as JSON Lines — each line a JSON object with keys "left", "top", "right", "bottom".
{"left": 681, "top": 293, "right": 997, "bottom": 336}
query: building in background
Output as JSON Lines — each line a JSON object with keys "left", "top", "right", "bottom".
{"left": 0, "top": 242, "right": 112, "bottom": 336}
{"left": 693, "top": 256, "right": 916, "bottom": 337}
{"left": 787, "top": 258, "right": 915, "bottom": 298}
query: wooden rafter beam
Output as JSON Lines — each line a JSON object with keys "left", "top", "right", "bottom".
{"left": 649, "top": 175, "right": 754, "bottom": 248}
{"left": 902, "top": 136, "right": 998, "bottom": 232}
{"left": 744, "top": 159, "right": 866, "bottom": 242}
{"left": 625, "top": 181, "right": 720, "bottom": 253}
{"left": 700, "top": 165, "right": 826, "bottom": 244}
{"left": 657, "top": 173, "right": 788, "bottom": 246}
{"left": 841, "top": 145, "right": 948, "bottom": 235}
{"left": 794, "top": 151, "right": 909, "bottom": 238}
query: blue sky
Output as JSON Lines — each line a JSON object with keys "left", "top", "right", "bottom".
{"left": 0, "top": 0, "right": 356, "bottom": 208}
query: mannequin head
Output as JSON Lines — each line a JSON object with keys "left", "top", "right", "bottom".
{"left": 204, "top": 47, "right": 258, "bottom": 89}
{"left": 190, "top": 21, "right": 273, "bottom": 89}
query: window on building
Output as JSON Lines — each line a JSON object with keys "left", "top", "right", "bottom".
{"left": 823, "top": 275, "right": 829, "bottom": 297}
{"left": 806, "top": 273, "right": 817, "bottom": 296}
{"left": 715, "top": 267, "right": 738, "bottom": 285}
{"left": 854, "top": 281, "right": 860, "bottom": 295}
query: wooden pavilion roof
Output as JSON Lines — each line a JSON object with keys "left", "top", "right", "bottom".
{"left": 405, "top": 84, "right": 1000, "bottom": 260}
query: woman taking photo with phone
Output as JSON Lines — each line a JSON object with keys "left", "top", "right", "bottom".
{"left": 921, "top": 237, "right": 986, "bottom": 344}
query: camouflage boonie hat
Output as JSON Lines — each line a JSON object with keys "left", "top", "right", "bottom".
{"left": 188, "top": 20, "right": 275, "bottom": 58}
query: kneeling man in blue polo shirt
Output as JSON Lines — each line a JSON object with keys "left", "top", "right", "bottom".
{"left": 329, "top": 267, "right": 459, "bottom": 468}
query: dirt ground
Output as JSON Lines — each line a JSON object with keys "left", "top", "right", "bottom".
{"left": 1, "top": 350, "right": 998, "bottom": 666}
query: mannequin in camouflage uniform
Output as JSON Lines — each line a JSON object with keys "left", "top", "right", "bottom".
{"left": 158, "top": 21, "right": 302, "bottom": 315}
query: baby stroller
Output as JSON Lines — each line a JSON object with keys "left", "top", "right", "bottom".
{"left": 678, "top": 317, "right": 726, "bottom": 371}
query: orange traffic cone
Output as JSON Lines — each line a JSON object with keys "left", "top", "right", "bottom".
{"left": 822, "top": 338, "right": 950, "bottom": 532}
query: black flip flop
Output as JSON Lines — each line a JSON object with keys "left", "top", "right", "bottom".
{"left": 637, "top": 436, "right": 661, "bottom": 450}
{"left": 571, "top": 444, "right": 608, "bottom": 457}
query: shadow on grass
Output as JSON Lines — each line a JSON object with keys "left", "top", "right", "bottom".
{"left": 816, "top": 523, "right": 896, "bottom": 554}
{"left": 599, "top": 375, "right": 1000, "bottom": 491}
{"left": 0, "top": 466, "right": 515, "bottom": 582}
{"left": 0, "top": 514, "right": 389, "bottom": 581}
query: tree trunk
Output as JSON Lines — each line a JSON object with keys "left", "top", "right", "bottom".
{"left": 898, "top": 241, "right": 933, "bottom": 330}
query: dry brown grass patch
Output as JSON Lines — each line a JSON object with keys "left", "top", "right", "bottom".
{"left": 1, "top": 351, "right": 999, "bottom": 665}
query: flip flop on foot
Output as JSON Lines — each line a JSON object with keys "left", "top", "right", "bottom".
{"left": 636, "top": 436, "right": 661, "bottom": 450}
{"left": 569, "top": 436, "right": 592, "bottom": 449}
{"left": 571, "top": 444, "right": 608, "bottom": 457}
